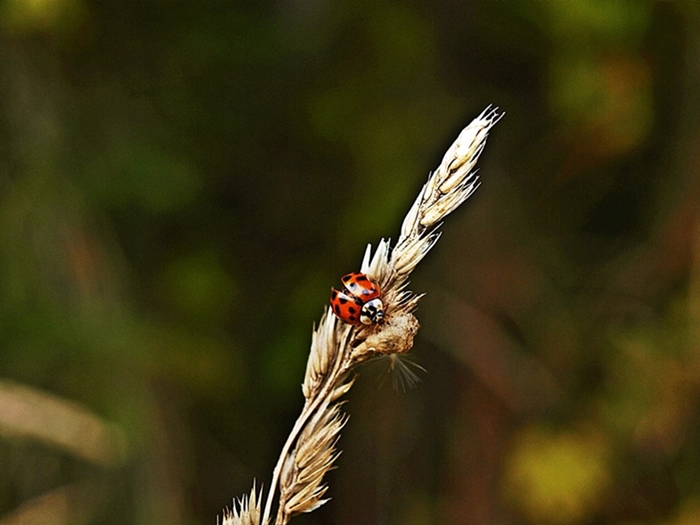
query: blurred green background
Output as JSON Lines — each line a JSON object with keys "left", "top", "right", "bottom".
{"left": 2, "top": 1, "right": 700, "bottom": 524}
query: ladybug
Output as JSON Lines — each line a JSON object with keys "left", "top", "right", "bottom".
{"left": 330, "top": 272, "right": 385, "bottom": 325}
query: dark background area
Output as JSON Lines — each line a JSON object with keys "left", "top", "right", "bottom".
{"left": 2, "top": 1, "right": 700, "bottom": 524}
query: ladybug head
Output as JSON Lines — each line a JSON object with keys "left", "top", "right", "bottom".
{"left": 360, "top": 298, "right": 385, "bottom": 325}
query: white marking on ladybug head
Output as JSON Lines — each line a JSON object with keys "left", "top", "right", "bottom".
{"left": 360, "top": 298, "right": 384, "bottom": 325}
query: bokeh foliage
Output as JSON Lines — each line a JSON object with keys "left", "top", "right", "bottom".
{"left": 1, "top": 1, "right": 700, "bottom": 524}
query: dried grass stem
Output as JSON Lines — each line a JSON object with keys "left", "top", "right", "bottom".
{"left": 222, "top": 106, "right": 502, "bottom": 525}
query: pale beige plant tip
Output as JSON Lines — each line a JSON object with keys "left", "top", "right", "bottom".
{"left": 220, "top": 106, "right": 502, "bottom": 525}
{"left": 222, "top": 484, "right": 263, "bottom": 525}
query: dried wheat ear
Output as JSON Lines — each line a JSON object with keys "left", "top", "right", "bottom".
{"left": 221, "top": 106, "right": 503, "bottom": 525}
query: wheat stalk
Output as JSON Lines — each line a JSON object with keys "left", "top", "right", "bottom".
{"left": 221, "top": 106, "right": 502, "bottom": 525}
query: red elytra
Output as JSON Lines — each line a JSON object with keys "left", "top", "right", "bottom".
{"left": 329, "top": 288, "right": 365, "bottom": 325}
{"left": 330, "top": 272, "right": 385, "bottom": 325}
{"left": 341, "top": 272, "right": 381, "bottom": 301}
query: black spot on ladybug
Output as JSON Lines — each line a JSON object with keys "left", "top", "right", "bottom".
{"left": 355, "top": 275, "right": 369, "bottom": 282}
{"left": 348, "top": 306, "right": 357, "bottom": 314}
{"left": 339, "top": 297, "right": 349, "bottom": 304}
{"left": 331, "top": 290, "right": 338, "bottom": 300}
